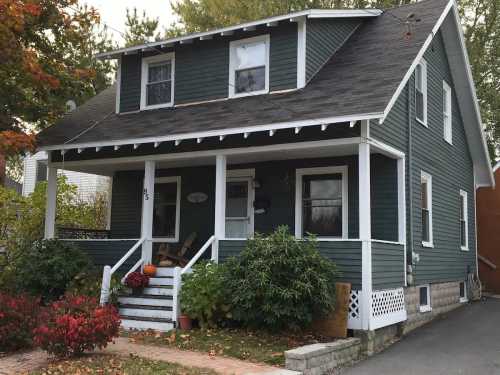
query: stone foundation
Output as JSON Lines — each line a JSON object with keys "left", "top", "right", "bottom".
{"left": 403, "top": 281, "right": 461, "bottom": 334}
{"left": 285, "top": 338, "right": 361, "bottom": 375}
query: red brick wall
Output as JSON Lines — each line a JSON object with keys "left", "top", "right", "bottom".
{"left": 477, "top": 168, "right": 500, "bottom": 293}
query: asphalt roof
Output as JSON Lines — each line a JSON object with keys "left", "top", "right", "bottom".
{"left": 37, "top": 0, "right": 449, "bottom": 149}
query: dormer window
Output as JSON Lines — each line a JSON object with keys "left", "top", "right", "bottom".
{"left": 141, "top": 53, "right": 175, "bottom": 110}
{"left": 229, "top": 35, "right": 270, "bottom": 98}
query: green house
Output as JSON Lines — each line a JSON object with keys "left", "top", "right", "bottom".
{"left": 37, "top": 0, "right": 493, "bottom": 334}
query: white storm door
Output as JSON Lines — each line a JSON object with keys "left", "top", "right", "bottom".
{"left": 225, "top": 177, "right": 254, "bottom": 239}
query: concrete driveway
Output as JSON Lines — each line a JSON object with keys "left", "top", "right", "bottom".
{"left": 343, "top": 298, "right": 500, "bottom": 375}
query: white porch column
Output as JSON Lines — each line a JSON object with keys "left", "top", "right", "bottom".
{"left": 359, "top": 120, "right": 372, "bottom": 330}
{"left": 141, "top": 160, "right": 156, "bottom": 264}
{"left": 213, "top": 155, "right": 227, "bottom": 262}
{"left": 44, "top": 166, "right": 58, "bottom": 239}
{"left": 397, "top": 157, "right": 407, "bottom": 286}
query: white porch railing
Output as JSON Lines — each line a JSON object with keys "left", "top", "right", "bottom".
{"left": 171, "top": 235, "right": 216, "bottom": 324}
{"left": 99, "top": 237, "right": 146, "bottom": 304}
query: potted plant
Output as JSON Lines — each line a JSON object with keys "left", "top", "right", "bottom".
{"left": 143, "top": 264, "right": 157, "bottom": 277}
{"left": 178, "top": 313, "right": 192, "bottom": 330}
{"left": 124, "top": 272, "right": 149, "bottom": 295}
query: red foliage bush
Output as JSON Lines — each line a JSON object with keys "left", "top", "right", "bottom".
{"left": 0, "top": 293, "right": 40, "bottom": 351}
{"left": 33, "top": 295, "right": 120, "bottom": 358}
{"left": 124, "top": 271, "right": 149, "bottom": 288}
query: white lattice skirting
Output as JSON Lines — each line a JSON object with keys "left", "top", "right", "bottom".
{"left": 347, "top": 288, "right": 407, "bottom": 330}
{"left": 371, "top": 288, "right": 407, "bottom": 330}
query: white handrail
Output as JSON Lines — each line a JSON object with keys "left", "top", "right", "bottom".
{"left": 100, "top": 237, "right": 146, "bottom": 305}
{"left": 181, "top": 235, "right": 216, "bottom": 275}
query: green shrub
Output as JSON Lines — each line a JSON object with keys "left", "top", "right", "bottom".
{"left": 224, "top": 226, "right": 340, "bottom": 331}
{"left": 66, "top": 270, "right": 124, "bottom": 306}
{"left": 179, "top": 261, "right": 231, "bottom": 328}
{"left": 5, "top": 239, "right": 94, "bottom": 302}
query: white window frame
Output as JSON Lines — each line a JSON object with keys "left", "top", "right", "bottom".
{"left": 459, "top": 281, "right": 468, "bottom": 303}
{"left": 140, "top": 53, "right": 175, "bottom": 111}
{"left": 415, "top": 59, "right": 428, "bottom": 126}
{"left": 152, "top": 176, "right": 181, "bottom": 243}
{"left": 229, "top": 34, "right": 270, "bottom": 99}
{"left": 418, "top": 284, "right": 432, "bottom": 313}
{"left": 460, "top": 189, "right": 469, "bottom": 251}
{"left": 225, "top": 168, "right": 255, "bottom": 240}
{"left": 421, "top": 171, "right": 433, "bottom": 248}
{"left": 443, "top": 81, "right": 452, "bottom": 144}
{"left": 295, "top": 166, "right": 349, "bottom": 240}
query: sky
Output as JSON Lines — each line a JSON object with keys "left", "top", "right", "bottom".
{"left": 81, "top": 0, "right": 177, "bottom": 44}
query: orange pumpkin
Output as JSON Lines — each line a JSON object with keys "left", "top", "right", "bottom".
{"left": 143, "top": 264, "right": 157, "bottom": 277}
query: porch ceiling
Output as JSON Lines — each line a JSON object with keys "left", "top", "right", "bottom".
{"left": 53, "top": 141, "right": 362, "bottom": 176}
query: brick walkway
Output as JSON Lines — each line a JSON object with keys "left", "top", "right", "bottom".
{"left": 0, "top": 349, "right": 49, "bottom": 375}
{"left": 103, "top": 337, "right": 279, "bottom": 374}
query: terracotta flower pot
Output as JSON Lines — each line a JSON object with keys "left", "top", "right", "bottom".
{"left": 178, "top": 314, "right": 192, "bottom": 330}
{"left": 143, "top": 264, "right": 157, "bottom": 277}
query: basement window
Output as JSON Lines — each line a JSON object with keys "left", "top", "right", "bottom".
{"left": 229, "top": 35, "right": 270, "bottom": 98}
{"left": 141, "top": 53, "right": 175, "bottom": 110}
{"left": 419, "top": 285, "right": 431, "bottom": 313}
{"left": 459, "top": 281, "right": 468, "bottom": 303}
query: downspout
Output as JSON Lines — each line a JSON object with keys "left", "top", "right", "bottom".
{"left": 407, "top": 80, "right": 414, "bottom": 286}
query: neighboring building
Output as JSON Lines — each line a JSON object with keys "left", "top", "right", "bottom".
{"left": 23, "top": 151, "right": 111, "bottom": 201}
{"left": 4, "top": 177, "right": 22, "bottom": 194}
{"left": 477, "top": 163, "right": 500, "bottom": 294}
{"left": 36, "top": 0, "right": 493, "bottom": 342}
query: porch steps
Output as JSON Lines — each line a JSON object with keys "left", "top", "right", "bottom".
{"left": 117, "top": 267, "right": 175, "bottom": 332}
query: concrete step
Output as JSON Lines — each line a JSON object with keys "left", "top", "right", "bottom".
{"left": 119, "top": 306, "right": 172, "bottom": 320}
{"left": 118, "top": 295, "right": 173, "bottom": 307}
{"left": 121, "top": 316, "right": 174, "bottom": 332}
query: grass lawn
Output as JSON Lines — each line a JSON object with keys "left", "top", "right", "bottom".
{"left": 30, "top": 354, "right": 218, "bottom": 375}
{"left": 122, "top": 328, "right": 328, "bottom": 366}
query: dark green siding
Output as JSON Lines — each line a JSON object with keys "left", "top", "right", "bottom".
{"left": 70, "top": 240, "right": 138, "bottom": 273}
{"left": 119, "top": 23, "right": 297, "bottom": 111}
{"left": 372, "top": 241, "right": 405, "bottom": 290}
{"left": 371, "top": 155, "right": 398, "bottom": 241}
{"left": 370, "top": 31, "right": 477, "bottom": 285}
{"left": 110, "top": 171, "right": 143, "bottom": 238}
{"left": 306, "top": 19, "right": 361, "bottom": 82}
{"left": 219, "top": 239, "right": 362, "bottom": 289}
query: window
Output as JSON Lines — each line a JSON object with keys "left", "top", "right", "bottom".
{"left": 460, "top": 190, "right": 468, "bottom": 250}
{"left": 459, "top": 281, "right": 467, "bottom": 303}
{"left": 295, "top": 166, "right": 348, "bottom": 239}
{"left": 141, "top": 53, "right": 175, "bottom": 110}
{"left": 35, "top": 160, "right": 47, "bottom": 183}
{"left": 152, "top": 176, "right": 181, "bottom": 242}
{"left": 421, "top": 172, "right": 433, "bottom": 247}
{"left": 443, "top": 81, "right": 452, "bottom": 143}
{"left": 415, "top": 59, "right": 427, "bottom": 125}
{"left": 229, "top": 35, "right": 270, "bottom": 98}
{"left": 419, "top": 285, "right": 431, "bottom": 312}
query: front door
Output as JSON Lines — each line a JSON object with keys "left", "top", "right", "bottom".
{"left": 225, "top": 176, "right": 254, "bottom": 239}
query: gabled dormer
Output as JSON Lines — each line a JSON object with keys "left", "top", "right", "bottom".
{"left": 97, "top": 9, "right": 380, "bottom": 114}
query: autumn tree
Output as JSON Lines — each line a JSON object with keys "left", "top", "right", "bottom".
{"left": 0, "top": 0, "right": 115, "bottom": 183}
{"left": 171, "top": 0, "right": 499, "bottom": 159}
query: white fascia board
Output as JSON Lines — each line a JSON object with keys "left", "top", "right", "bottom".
{"left": 39, "top": 112, "right": 383, "bottom": 152}
{"left": 95, "top": 9, "right": 381, "bottom": 60}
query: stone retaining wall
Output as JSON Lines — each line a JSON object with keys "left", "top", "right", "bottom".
{"left": 285, "top": 338, "right": 361, "bottom": 375}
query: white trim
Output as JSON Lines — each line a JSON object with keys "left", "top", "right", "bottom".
{"left": 59, "top": 238, "right": 139, "bottom": 241}
{"left": 152, "top": 175, "right": 181, "bottom": 243}
{"left": 368, "top": 138, "right": 405, "bottom": 159}
{"left": 95, "top": 9, "right": 382, "bottom": 59}
{"left": 421, "top": 171, "right": 433, "bottom": 248}
{"left": 229, "top": 35, "right": 270, "bottom": 98}
{"left": 50, "top": 137, "right": 362, "bottom": 169}
{"left": 115, "top": 56, "right": 121, "bottom": 114}
{"left": 141, "top": 161, "right": 156, "bottom": 263}
{"left": 295, "top": 165, "right": 348, "bottom": 239}
{"left": 227, "top": 168, "right": 255, "bottom": 178}
{"left": 140, "top": 53, "right": 175, "bottom": 111}
{"left": 380, "top": 0, "right": 453, "bottom": 125}
{"left": 371, "top": 239, "right": 404, "bottom": 245}
{"left": 297, "top": 19, "right": 307, "bottom": 89}
{"left": 214, "top": 155, "right": 227, "bottom": 261}
{"left": 415, "top": 58, "right": 428, "bottom": 126}
{"left": 44, "top": 165, "right": 57, "bottom": 239}
{"left": 460, "top": 189, "right": 469, "bottom": 251}
{"left": 398, "top": 157, "right": 407, "bottom": 286}
{"left": 40, "top": 113, "right": 381, "bottom": 152}
{"left": 226, "top": 169, "right": 255, "bottom": 239}
{"left": 459, "top": 280, "right": 468, "bottom": 303}
{"left": 443, "top": 80, "right": 452, "bottom": 144}
{"left": 418, "top": 284, "right": 432, "bottom": 313}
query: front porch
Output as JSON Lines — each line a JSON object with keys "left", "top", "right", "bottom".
{"left": 44, "top": 122, "right": 407, "bottom": 331}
